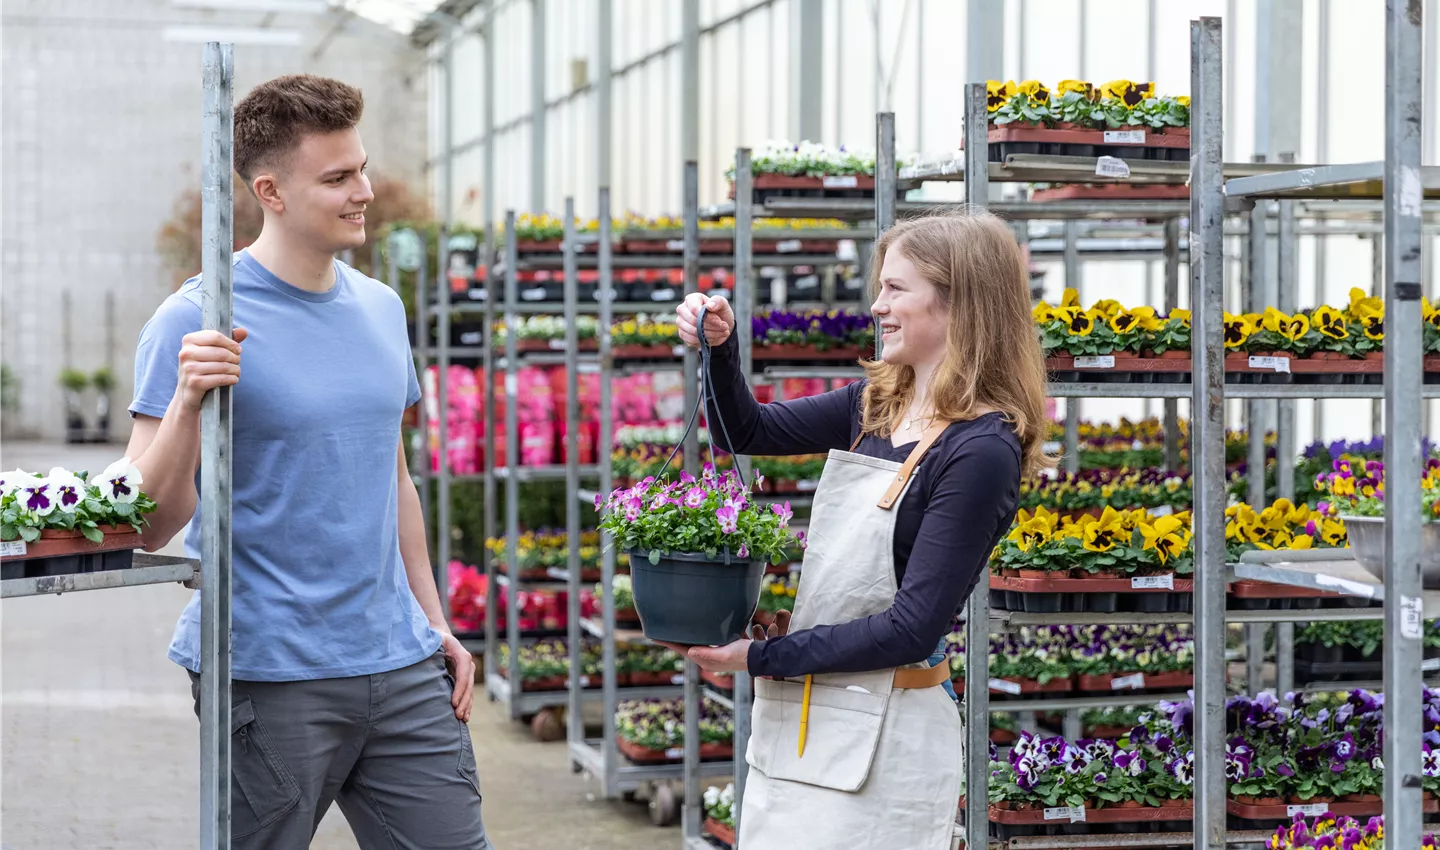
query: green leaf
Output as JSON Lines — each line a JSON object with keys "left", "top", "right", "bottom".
{"left": 19, "top": 526, "right": 40, "bottom": 543}
{"left": 0, "top": 524, "right": 16, "bottom": 541}
{"left": 81, "top": 525, "right": 104, "bottom": 544}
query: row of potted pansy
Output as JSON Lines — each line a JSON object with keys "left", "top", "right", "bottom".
{"left": 611, "top": 425, "right": 825, "bottom": 491}
{"left": 1313, "top": 455, "right": 1440, "bottom": 523}
{"left": 616, "top": 697, "right": 734, "bottom": 760}
{"left": 490, "top": 310, "right": 873, "bottom": 357}
{"left": 495, "top": 638, "right": 686, "bottom": 690}
{"left": 987, "top": 79, "right": 1190, "bottom": 132}
{"left": 1020, "top": 468, "right": 1192, "bottom": 514}
{"left": 945, "top": 623, "right": 1194, "bottom": 691}
{"left": 484, "top": 528, "right": 629, "bottom": 579}
{"left": 1049, "top": 417, "right": 1269, "bottom": 470}
{"left": 1271, "top": 812, "right": 1437, "bottom": 850}
{"left": 1038, "top": 288, "right": 1440, "bottom": 360}
{"left": 0, "top": 461, "right": 155, "bottom": 545}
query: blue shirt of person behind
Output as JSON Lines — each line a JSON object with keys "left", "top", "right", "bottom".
{"left": 130, "top": 250, "right": 441, "bottom": 681}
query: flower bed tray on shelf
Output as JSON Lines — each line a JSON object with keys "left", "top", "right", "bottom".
{"left": 753, "top": 239, "right": 843, "bottom": 255}
{"left": 702, "top": 670, "right": 735, "bottom": 691}
{"left": 507, "top": 339, "right": 599, "bottom": 354}
{"left": 1224, "top": 795, "right": 1438, "bottom": 821}
{"left": 989, "top": 573, "right": 1194, "bottom": 614}
{"left": 751, "top": 345, "right": 866, "bottom": 361}
{"left": 616, "top": 738, "right": 733, "bottom": 764}
{"left": 1227, "top": 578, "right": 1356, "bottom": 610}
{"left": 612, "top": 344, "right": 682, "bottom": 361}
{"left": 621, "top": 238, "right": 734, "bottom": 254}
{"left": 953, "top": 676, "right": 1075, "bottom": 697}
{"left": 0, "top": 527, "right": 143, "bottom": 581}
{"left": 1031, "top": 184, "right": 1192, "bottom": 202}
{"left": 625, "top": 670, "right": 685, "bottom": 687}
{"left": 730, "top": 173, "right": 876, "bottom": 204}
{"left": 980, "top": 124, "right": 1191, "bottom": 162}
{"left": 703, "top": 818, "right": 736, "bottom": 847}
{"left": 986, "top": 801, "right": 1195, "bottom": 825}
{"left": 1076, "top": 671, "right": 1193, "bottom": 693}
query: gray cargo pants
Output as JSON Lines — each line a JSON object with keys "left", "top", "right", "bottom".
{"left": 187, "top": 648, "right": 492, "bottom": 849}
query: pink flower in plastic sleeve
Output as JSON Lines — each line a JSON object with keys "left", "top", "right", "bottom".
{"left": 716, "top": 505, "right": 738, "bottom": 534}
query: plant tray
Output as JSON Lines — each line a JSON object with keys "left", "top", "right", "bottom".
{"left": 989, "top": 573, "right": 1193, "bottom": 614}
{"left": 1224, "top": 795, "right": 1438, "bottom": 819}
{"left": 616, "top": 737, "right": 733, "bottom": 764}
{"left": 704, "top": 818, "right": 736, "bottom": 847}
{"left": 1085, "top": 724, "right": 1135, "bottom": 739}
{"left": 1077, "top": 671, "right": 1193, "bottom": 692}
{"left": 625, "top": 670, "right": 685, "bottom": 687}
{"left": 987, "top": 801, "right": 1195, "bottom": 825}
{"left": 509, "top": 339, "right": 598, "bottom": 353}
{"left": 752, "top": 344, "right": 866, "bottom": 361}
{"left": 730, "top": 173, "right": 876, "bottom": 203}
{"left": 991, "top": 574, "right": 1191, "bottom": 594}
{"left": 622, "top": 238, "right": 734, "bottom": 254}
{"left": 753, "top": 239, "right": 842, "bottom": 254}
{"left": 953, "top": 676, "right": 1075, "bottom": 695}
{"left": 990, "top": 728, "right": 1018, "bottom": 745}
{"left": 702, "top": 670, "right": 735, "bottom": 691}
{"left": 1031, "top": 184, "right": 1191, "bottom": 202}
{"left": 0, "top": 528, "right": 143, "bottom": 581}
{"left": 613, "top": 344, "right": 682, "bottom": 360}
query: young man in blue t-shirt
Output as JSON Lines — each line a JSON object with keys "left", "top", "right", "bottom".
{"left": 127, "top": 74, "right": 491, "bottom": 848}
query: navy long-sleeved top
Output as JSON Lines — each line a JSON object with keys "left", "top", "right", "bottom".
{"left": 701, "top": 334, "right": 1022, "bottom": 680}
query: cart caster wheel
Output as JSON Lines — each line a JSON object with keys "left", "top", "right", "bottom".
{"left": 530, "top": 709, "right": 563, "bottom": 742}
{"left": 650, "top": 783, "right": 679, "bottom": 827}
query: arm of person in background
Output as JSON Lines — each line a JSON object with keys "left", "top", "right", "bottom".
{"left": 123, "top": 293, "right": 247, "bottom": 552}
{"left": 677, "top": 292, "right": 858, "bottom": 457}
{"left": 396, "top": 436, "right": 474, "bottom": 722}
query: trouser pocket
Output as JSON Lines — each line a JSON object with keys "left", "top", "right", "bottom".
{"left": 229, "top": 697, "right": 302, "bottom": 838}
{"left": 438, "top": 650, "right": 483, "bottom": 800}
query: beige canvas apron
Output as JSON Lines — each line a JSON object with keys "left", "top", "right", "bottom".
{"left": 738, "top": 421, "right": 964, "bottom": 850}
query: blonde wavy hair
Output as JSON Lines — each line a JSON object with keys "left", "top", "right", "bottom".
{"left": 859, "top": 209, "right": 1056, "bottom": 478}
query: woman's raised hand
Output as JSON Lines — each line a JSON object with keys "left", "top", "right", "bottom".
{"left": 676, "top": 292, "right": 735, "bottom": 348}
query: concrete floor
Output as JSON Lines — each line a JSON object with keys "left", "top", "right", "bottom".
{"left": 1, "top": 441, "right": 683, "bottom": 850}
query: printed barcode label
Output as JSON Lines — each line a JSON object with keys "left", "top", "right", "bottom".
{"left": 1044, "top": 806, "right": 1087, "bottom": 822}
{"left": 822, "top": 175, "right": 859, "bottom": 188}
{"left": 797, "top": 480, "right": 819, "bottom": 491}
{"left": 988, "top": 678, "right": 1022, "bottom": 695}
{"left": 666, "top": 239, "right": 686, "bottom": 251}
{"left": 671, "top": 674, "right": 685, "bottom": 685}
{"left": 1095, "top": 156, "right": 1132, "bottom": 178}
{"left": 1074, "top": 355, "right": 1116, "bottom": 369}
{"left": 1104, "top": 130, "right": 1147, "bottom": 144}
{"left": 548, "top": 339, "right": 567, "bottom": 350}
{"left": 1402, "top": 596, "right": 1424, "bottom": 640}
{"left": 665, "top": 747, "right": 684, "bottom": 760}
{"left": 0, "top": 540, "right": 27, "bottom": 557}
{"left": 1248, "top": 355, "right": 1291, "bottom": 373}
{"left": 1422, "top": 657, "right": 1440, "bottom": 672}
{"left": 1287, "top": 804, "right": 1329, "bottom": 817}
{"left": 650, "top": 288, "right": 676, "bottom": 301}
{"left": 776, "top": 239, "right": 803, "bottom": 253}
{"left": 1132, "top": 574, "right": 1175, "bottom": 590}
{"left": 1111, "top": 673, "right": 1146, "bottom": 690}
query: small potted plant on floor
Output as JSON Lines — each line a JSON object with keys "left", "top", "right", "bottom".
{"left": 595, "top": 465, "right": 802, "bottom": 645}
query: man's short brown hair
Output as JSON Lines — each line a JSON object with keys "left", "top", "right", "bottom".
{"left": 234, "top": 74, "right": 364, "bottom": 180}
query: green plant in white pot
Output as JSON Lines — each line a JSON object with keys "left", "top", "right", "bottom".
{"left": 1313, "top": 455, "right": 1440, "bottom": 587}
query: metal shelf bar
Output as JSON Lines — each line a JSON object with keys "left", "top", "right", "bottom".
{"left": 492, "top": 254, "right": 849, "bottom": 274}
{"left": 1, "top": 557, "right": 199, "bottom": 599}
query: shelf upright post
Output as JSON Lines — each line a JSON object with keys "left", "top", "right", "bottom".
{"left": 198, "top": 40, "right": 234, "bottom": 850}
{"left": 875, "top": 112, "right": 896, "bottom": 360}
{"left": 437, "top": 225, "right": 452, "bottom": 620}
{"left": 1382, "top": 0, "right": 1426, "bottom": 844}
{"left": 563, "top": 198, "right": 584, "bottom": 749}
{"left": 1372, "top": 234, "right": 1385, "bottom": 436}
{"left": 481, "top": 10, "right": 498, "bottom": 670}
{"left": 961, "top": 82, "right": 992, "bottom": 850}
{"left": 416, "top": 251, "right": 432, "bottom": 535}
{"left": 1189, "top": 17, "right": 1227, "bottom": 850}
{"left": 1063, "top": 220, "right": 1081, "bottom": 476}
{"left": 596, "top": 185, "right": 618, "bottom": 792}
{"left": 1162, "top": 218, "right": 1183, "bottom": 472}
{"left": 1246, "top": 202, "right": 1268, "bottom": 510}
{"left": 503, "top": 210, "right": 523, "bottom": 718}
{"left": 681, "top": 154, "right": 704, "bottom": 844}
{"left": 1273, "top": 192, "right": 1297, "bottom": 695}
{"left": 731, "top": 147, "right": 755, "bottom": 837}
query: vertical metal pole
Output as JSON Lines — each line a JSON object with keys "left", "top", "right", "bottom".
{"left": 962, "top": 81, "right": 992, "bottom": 850}
{"left": 1372, "top": 234, "right": 1385, "bottom": 436}
{"left": 443, "top": 41, "right": 455, "bottom": 236}
{"left": 416, "top": 258, "right": 432, "bottom": 533}
{"left": 682, "top": 162, "right": 701, "bottom": 476}
{"left": 502, "top": 212, "right": 522, "bottom": 718}
{"left": 732, "top": 148, "right": 755, "bottom": 836}
{"left": 875, "top": 111, "right": 896, "bottom": 359}
{"left": 481, "top": 19, "right": 498, "bottom": 688}
{"left": 562, "top": 198, "right": 583, "bottom": 749}
{"left": 596, "top": 186, "right": 617, "bottom": 790}
{"left": 436, "top": 226, "right": 452, "bottom": 619}
{"left": 1191, "top": 18, "right": 1227, "bottom": 850}
{"left": 680, "top": 4, "right": 702, "bottom": 834}
{"left": 1246, "top": 203, "right": 1268, "bottom": 509}
{"left": 1275, "top": 197, "right": 1297, "bottom": 503}
{"left": 530, "top": 0, "right": 546, "bottom": 211}
{"left": 1313, "top": 0, "right": 1331, "bottom": 443}
{"left": 1383, "top": 1, "right": 1426, "bottom": 845}
{"left": 1163, "top": 218, "right": 1182, "bottom": 472}
{"left": 795, "top": 0, "right": 823, "bottom": 141}
{"left": 1064, "top": 220, "right": 1081, "bottom": 475}
{"left": 199, "top": 40, "right": 234, "bottom": 850}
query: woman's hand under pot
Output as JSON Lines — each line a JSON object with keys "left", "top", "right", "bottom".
{"left": 676, "top": 292, "right": 735, "bottom": 348}
{"left": 655, "top": 610, "right": 791, "bottom": 675}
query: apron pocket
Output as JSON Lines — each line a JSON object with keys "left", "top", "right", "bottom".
{"left": 750, "top": 677, "right": 888, "bottom": 792}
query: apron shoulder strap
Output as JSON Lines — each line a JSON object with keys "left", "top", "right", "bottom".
{"left": 877, "top": 420, "right": 950, "bottom": 510}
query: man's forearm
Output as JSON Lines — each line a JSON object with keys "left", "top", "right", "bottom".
{"left": 399, "top": 474, "right": 450, "bottom": 634}
{"left": 131, "top": 395, "right": 204, "bottom": 551}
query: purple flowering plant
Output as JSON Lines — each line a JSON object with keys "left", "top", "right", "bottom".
{"left": 752, "top": 309, "right": 874, "bottom": 352}
{"left": 596, "top": 464, "right": 804, "bottom": 565}
{"left": 987, "top": 729, "right": 1180, "bottom": 807}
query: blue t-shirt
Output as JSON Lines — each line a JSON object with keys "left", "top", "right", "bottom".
{"left": 130, "top": 250, "right": 441, "bottom": 681}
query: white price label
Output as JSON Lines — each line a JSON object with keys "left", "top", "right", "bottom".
{"left": 0, "top": 540, "right": 27, "bottom": 557}
{"left": 1402, "top": 595, "right": 1424, "bottom": 641}
{"left": 1095, "top": 156, "right": 1132, "bottom": 179}
{"left": 1287, "top": 804, "right": 1330, "bottom": 817}
{"left": 1151, "top": 505, "right": 1175, "bottom": 517}
{"left": 459, "top": 331, "right": 483, "bottom": 345}
{"left": 1422, "top": 657, "right": 1440, "bottom": 672}
{"left": 577, "top": 676, "right": 591, "bottom": 687}
{"left": 1074, "top": 355, "right": 1116, "bottom": 369}
{"left": 665, "top": 239, "right": 686, "bottom": 251}
{"left": 1248, "top": 355, "right": 1291, "bottom": 373}
{"left": 776, "top": 239, "right": 803, "bottom": 253}
{"left": 547, "top": 338, "right": 568, "bottom": 350}
{"left": 1043, "top": 806, "right": 1087, "bottom": 823}
{"left": 988, "top": 678, "right": 1023, "bottom": 695}
{"left": 650, "top": 288, "right": 677, "bottom": 301}
{"left": 1132, "top": 574, "right": 1175, "bottom": 590}
{"left": 670, "top": 674, "right": 685, "bottom": 685}
{"left": 504, "top": 374, "right": 518, "bottom": 397}
{"left": 664, "top": 747, "right": 684, "bottom": 760}
{"left": 797, "top": 480, "right": 819, "bottom": 491}
{"left": 520, "top": 286, "right": 547, "bottom": 301}
{"left": 671, "top": 345, "right": 687, "bottom": 357}
{"left": 578, "top": 363, "right": 600, "bottom": 374}
{"left": 468, "top": 289, "right": 487, "bottom": 300}
{"left": 1104, "top": 130, "right": 1147, "bottom": 144}
{"left": 1111, "top": 673, "right": 1147, "bottom": 691}
{"left": 822, "top": 175, "right": 859, "bottom": 189}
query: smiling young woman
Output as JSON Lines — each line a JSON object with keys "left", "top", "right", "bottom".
{"left": 673, "top": 208, "right": 1054, "bottom": 849}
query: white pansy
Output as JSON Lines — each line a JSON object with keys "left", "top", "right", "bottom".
{"left": 703, "top": 787, "right": 720, "bottom": 807}
{"left": 91, "top": 457, "right": 142, "bottom": 504}
{"left": 46, "top": 467, "right": 86, "bottom": 513}
{"left": 0, "top": 468, "right": 33, "bottom": 499}
{"left": 15, "top": 478, "right": 58, "bottom": 517}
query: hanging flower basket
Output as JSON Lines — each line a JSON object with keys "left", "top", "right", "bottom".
{"left": 597, "top": 466, "right": 804, "bottom": 646}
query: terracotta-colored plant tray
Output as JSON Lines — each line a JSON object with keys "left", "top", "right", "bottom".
{"left": 1047, "top": 354, "right": 1191, "bottom": 373}
{"left": 990, "top": 728, "right": 1018, "bottom": 745}
{"left": 990, "top": 574, "right": 1192, "bottom": 594}
{"left": 704, "top": 817, "right": 736, "bottom": 846}
{"left": 1225, "top": 796, "right": 1438, "bottom": 818}
{"left": 1077, "top": 671, "right": 1193, "bottom": 692}
{"left": 1032, "top": 184, "right": 1192, "bottom": 202}
{"left": 953, "top": 676, "right": 1075, "bottom": 695}
{"left": 622, "top": 238, "right": 733, "bottom": 254}
{"left": 987, "top": 801, "right": 1194, "bottom": 824}
{"left": 509, "top": 339, "right": 599, "bottom": 353}
{"left": 752, "top": 345, "right": 865, "bottom": 361}
{"left": 702, "top": 670, "right": 735, "bottom": 690}
{"left": 617, "top": 737, "right": 733, "bottom": 763}
{"left": 753, "top": 239, "right": 843, "bottom": 254}
{"left": 983, "top": 125, "right": 1191, "bottom": 148}
{"left": 1046, "top": 353, "right": 1398, "bottom": 374}
{"left": 1427, "top": 356, "right": 1440, "bottom": 372}
{"left": 1230, "top": 579, "right": 1340, "bottom": 599}
{"left": 626, "top": 670, "right": 685, "bottom": 687}
{"left": 1085, "top": 724, "right": 1135, "bottom": 739}
{"left": 730, "top": 174, "right": 876, "bottom": 199}
{"left": 515, "top": 239, "right": 564, "bottom": 253}
{"left": 613, "top": 344, "right": 681, "bottom": 360}
{"left": 2, "top": 526, "right": 142, "bottom": 561}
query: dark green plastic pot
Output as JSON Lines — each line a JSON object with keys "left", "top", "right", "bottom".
{"left": 625, "top": 548, "right": 766, "bottom": 645}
